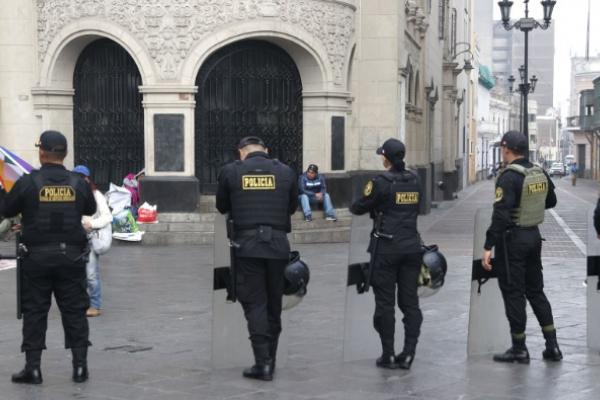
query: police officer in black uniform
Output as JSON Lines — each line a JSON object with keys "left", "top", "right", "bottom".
{"left": 216, "top": 136, "right": 298, "bottom": 381}
{"left": 0, "top": 131, "right": 96, "bottom": 384}
{"left": 350, "top": 138, "right": 423, "bottom": 370}
{"left": 482, "top": 130, "right": 562, "bottom": 364}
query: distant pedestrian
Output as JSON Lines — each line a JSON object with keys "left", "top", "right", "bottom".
{"left": 73, "top": 166, "right": 112, "bottom": 318}
{"left": 570, "top": 163, "right": 578, "bottom": 186}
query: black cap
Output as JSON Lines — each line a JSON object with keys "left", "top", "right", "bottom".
{"left": 376, "top": 138, "right": 406, "bottom": 162}
{"left": 500, "top": 131, "right": 527, "bottom": 154}
{"left": 307, "top": 164, "right": 318, "bottom": 173}
{"left": 237, "top": 136, "right": 266, "bottom": 149}
{"left": 36, "top": 130, "right": 67, "bottom": 153}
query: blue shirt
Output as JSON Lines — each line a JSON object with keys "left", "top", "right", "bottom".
{"left": 298, "top": 173, "right": 327, "bottom": 197}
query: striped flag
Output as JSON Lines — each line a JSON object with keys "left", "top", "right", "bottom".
{"left": 0, "top": 146, "right": 34, "bottom": 192}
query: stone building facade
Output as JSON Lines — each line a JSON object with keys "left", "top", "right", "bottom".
{"left": 0, "top": 0, "right": 474, "bottom": 211}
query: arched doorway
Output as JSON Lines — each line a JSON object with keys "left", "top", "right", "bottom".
{"left": 73, "top": 38, "right": 144, "bottom": 190}
{"left": 195, "top": 40, "right": 303, "bottom": 193}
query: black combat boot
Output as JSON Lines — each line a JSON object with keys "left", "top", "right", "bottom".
{"left": 493, "top": 335, "right": 530, "bottom": 364}
{"left": 71, "top": 347, "right": 89, "bottom": 383}
{"left": 376, "top": 354, "right": 400, "bottom": 369}
{"left": 376, "top": 336, "right": 399, "bottom": 369}
{"left": 11, "top": 350, "right": 43, "bottom": 384}
{"left": 395, "top": 338, "right": 417, "bottom": 370}
{"left": 269, "top": 335, "right": 280, "bottom": 371}
{"left": 542, "top": 329, "right": 563, "bottom": 362}
{"left": 243, "top": 343, "right": 273, "bottom": 381}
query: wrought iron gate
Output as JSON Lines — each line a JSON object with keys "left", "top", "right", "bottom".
{"left": 73, "top": 39, "right": 144, "bottom": 190}
{"left": 195, "top": 40, "right": 303, "bottom": 193}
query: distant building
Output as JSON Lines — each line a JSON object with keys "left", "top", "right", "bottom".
{"left": 492, "top": 23, "right": 555, "bottom": 115}
{"left": 537, "top": 111, "right": 560, "bottom": 164}
{"left": 567, "top": 56, "right": 600, "bottom": 179}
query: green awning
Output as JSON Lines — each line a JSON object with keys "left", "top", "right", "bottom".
{"left": 479, "top": 65, "right": 496, "bottom": 90}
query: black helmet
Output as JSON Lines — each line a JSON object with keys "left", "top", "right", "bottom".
{"left": 282, "top": 251, "right": 310, "bottom": 309}
{"left": 417, "top": 244, "right": 447, "bottom": 297}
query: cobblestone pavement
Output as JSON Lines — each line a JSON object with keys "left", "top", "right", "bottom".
{"left": 0, "top": 178, "right": 599, "bottom": 400}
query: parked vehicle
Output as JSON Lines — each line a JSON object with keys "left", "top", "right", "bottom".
{"left": 565, "top": 155, "right": 575, "bottom": 165}
{"left": 548, "top": 162, "right": 565, "bottom": 177}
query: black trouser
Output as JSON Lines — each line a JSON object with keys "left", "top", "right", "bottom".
{"left": 21, "top": 254, "right": 90, "bottom": 352}
{"left": 236, "top": 257, "right": 286, "bottom": 345}
{"left": 371, "top": 252, "right": 423, "bottom": 356}
{"left": 495, "top": 228, "right": 554, "bottom": 335}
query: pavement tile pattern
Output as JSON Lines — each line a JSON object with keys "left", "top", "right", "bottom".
{"left": 0, "top": 177, "right": 599, "bottom": 399}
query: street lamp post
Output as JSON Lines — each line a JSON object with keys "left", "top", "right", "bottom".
{"left": 508, "top": 67, "right": 538, "bottom": 135}
{"left": 498, "top": 0, "right": 556, "bottom": 156}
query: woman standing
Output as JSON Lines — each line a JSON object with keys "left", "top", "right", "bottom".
{"left": 73, "top": 165, "right": 112, "bottom": 317}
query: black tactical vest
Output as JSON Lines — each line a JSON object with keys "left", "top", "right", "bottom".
{"left": 375, "top": 170, "right": 422, "bottom": 254}
{"left": 29, "top": 171, "right": 84, "bottom": 244}
{"left": 228, "top": 157, "right": 293, "bottom": 232}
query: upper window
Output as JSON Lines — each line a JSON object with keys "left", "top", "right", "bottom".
{"left": 439, "top": 0, "right": 448, "bottom": 40}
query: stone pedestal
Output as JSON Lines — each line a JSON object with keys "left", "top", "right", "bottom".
{"left": 139, "top": 176, "right": 199, "bottom": 212}
{"left": 139, "top": 85, "right": 199, "bottom": 212}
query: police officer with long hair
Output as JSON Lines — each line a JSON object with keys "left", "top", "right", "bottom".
{"left": 216, "top": 136, "right": 298, "bottom": 381}
{"left": 482, "top": 131, "right": 562, "bottom": 364}
{"left": 350, "top": 138, "right": 423, "bottom": 370}
{"left": 0, "top": 131, "right": 96, "bottom": 384}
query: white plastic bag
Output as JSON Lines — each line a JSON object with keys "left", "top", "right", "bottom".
{"left": 90, "top": 223, "right": 112, "bottom": 255}
{"left": 106, "top": 183, "right": 132, "bottom": 214}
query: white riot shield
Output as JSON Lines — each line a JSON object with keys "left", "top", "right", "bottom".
{"left": 342, "top": 214, "right": 404, "bottom": 362}
{"left": 211, "top": 213, "right": 288, "bottom": 369}
{"left": 587, "top": 208, "right": 600, "bottom": 350}
{"left": 467, "top": 208, "right": 510, "bottom": 356}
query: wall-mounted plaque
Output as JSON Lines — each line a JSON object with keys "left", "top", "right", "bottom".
{"left": 154, "top": 114, "right": 184, "bottom": 172}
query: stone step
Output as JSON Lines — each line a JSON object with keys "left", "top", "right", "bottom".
{"left": 158, "top": 213, "right": 216, "bottom": 223}
{"left": 141, "top": 232, "right": 214, "bottom": 246}
{"left": 134, "top": 207, "right": 354, "bottom": 245}
{"left": 291, "top": 227, "right": 351, "bottom": 244}
{"left": 291, "top": 218, "right": 352, "bottom": 231}
{"left": 139, "top": 228, "right": 352, "bottom": 246}
{"left": 140, "top": 221, "right": 214, "bottom": 233}
{"left": 141, "top": 217, "right": 351, "bottom": 234}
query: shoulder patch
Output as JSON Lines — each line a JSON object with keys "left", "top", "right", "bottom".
{"left": 495, "top": 187, "right": 503, "bottom": 202}
{"left": 363, "top": 181, "right": 374, "bottom": 196}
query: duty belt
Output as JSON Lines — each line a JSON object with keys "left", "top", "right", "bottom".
{"left": 24, "top": 242, "right": 88, "bottom": 261}
{"left": 235, "top": 225, "right": 287, "bottom": 234}
{"left": 511, "top": 225, "right": 539, "bottom": 231}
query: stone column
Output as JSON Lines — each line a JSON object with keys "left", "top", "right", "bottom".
{"left": 31, "top": 88, "right": 75, "bottom": 166}
{"left": 441, "top": 61, "right": 460, "bottom": 200}
{"left": 1, "top": 0, "right": 41, "bottom": 166}
{"left": 302, "top": 91, "right": 352, "bottom": 172}
{"left": 138, "top": 85, "right": 199, "bottom": 212}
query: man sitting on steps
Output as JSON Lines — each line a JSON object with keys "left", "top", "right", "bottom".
{"left": 298, "top": 164, "right": 337, "bottom": 222}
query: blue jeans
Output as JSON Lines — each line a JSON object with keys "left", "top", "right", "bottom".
{"left": 86, "top": 250, "right": 102, "bottom": 309}
{"left": 298, "top": 193, "right": 336, "bottom": 218}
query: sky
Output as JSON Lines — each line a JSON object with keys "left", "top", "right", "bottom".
{"left": 492, "top": 0, "right": 600, "bottom": 116}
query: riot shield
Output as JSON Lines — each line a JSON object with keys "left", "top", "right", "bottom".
{"left": 587, "top": 208, "right": 600, "bottom": 350}
{"left": 467, "top": 208, "right": 510, "bottom": 356}
{"left": 0, "top": 231, "right": 19, "bottom": 318}
{"left": 211, "top": 213, "right": 288, "bottom": 369}
{"left": 342, "top": 214, "right": 404, "bottom": 362}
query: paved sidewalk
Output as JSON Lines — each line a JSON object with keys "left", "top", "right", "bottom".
{"left": 0, "top": 179, "right": 599, "bottom": 399}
